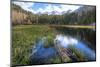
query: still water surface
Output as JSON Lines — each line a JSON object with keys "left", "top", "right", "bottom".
{"left": 30, "top": 28, "right": 96, "bottom": 64}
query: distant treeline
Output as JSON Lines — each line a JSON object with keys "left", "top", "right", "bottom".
{"left": 12, "top": 4, "right": 96, "bottom": 25}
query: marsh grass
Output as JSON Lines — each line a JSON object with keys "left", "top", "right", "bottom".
{"left": 12, "top": 25, "right": 56, "bottom": 65}
{"left": 68, "top": 45, "right": 87, "bottom": 61}
{"left": 12, "top": 25, "right": 90, "bottom": 66}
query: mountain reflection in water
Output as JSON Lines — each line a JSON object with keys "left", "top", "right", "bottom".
{"left": 54, "top": 34, "right": 96, "bottom": 61}
{"left": 30, "top": 34, "right": 95, "bottom": 64}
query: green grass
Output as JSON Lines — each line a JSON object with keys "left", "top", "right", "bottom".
{"left": 12, "top": 25, "right": 89, "bottom": 65}
{"left": 12, "top": 25, "right": 56, "bottom": 65}
{"left": 49, "top": 25, "right": 95, "bottom": 29}
{"left": 68, "top": 45, "right": 87, "bottom": 61}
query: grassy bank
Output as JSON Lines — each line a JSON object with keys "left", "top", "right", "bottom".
{"left": 12, "top": 25, "right": 56, "bottom": 65}
{"left": 12, "top": 25, "right": 94, "bottom": 65}
{"left": 49, "top": 25, "right": 95, "bottom": 29}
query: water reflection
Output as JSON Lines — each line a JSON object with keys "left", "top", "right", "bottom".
{"left": 30, "top": 34, "right": 95, "bottom": 64}
{"left": 54, "top": 27, "right": 96, "bottom": 51}
{"left": 30, "top": 37, "right": 57, "bottom": 64}
{"left": 54, "top": 34, "right": 78, "bottom": 48}
{"left": 54, "top": 34, "right": 96, "bottom": 61}
{"left": 30, "top": 26, "right": 96, "bottom": 64}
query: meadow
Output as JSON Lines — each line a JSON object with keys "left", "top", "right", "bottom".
{"left": 12, "top": 25, "right": 57, "bottom": 65}
{"left": 12, "top": 25, "right": 95, "bottom": 66}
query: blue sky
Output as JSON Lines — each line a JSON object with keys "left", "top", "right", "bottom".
{"left": 13, "top": 1, "right": 81, "bottom": 14}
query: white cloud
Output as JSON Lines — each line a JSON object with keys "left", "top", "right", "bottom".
{"left": 34, "top": 4, "right": 80, "bottom": 14}
{"left": 13, "top": 0, "right": 96, "bottom": 5}
{"left": 35, "top": 4, "right": 53, "bottom": 13}
{"left": 12, "top": 1, "right": 80, "bottom": 15}
{"left": 12, "top": 1, "right": 36, "bottom": 13}
{"left": 14, "top": 0, "right": 70, "bottom": 2}
{"left": 60, "top": 5, "right": 80, "bottom": 11}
